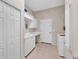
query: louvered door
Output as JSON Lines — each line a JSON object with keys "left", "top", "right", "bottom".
{"left": 0, "top": 1, "right": 21, "bottom": 59}
{"left": 0, "top": 1, "right": 4, "bottom": 59}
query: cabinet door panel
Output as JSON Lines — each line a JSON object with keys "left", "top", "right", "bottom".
{"left": 0, "top": 18, "right": 4, "bottom": 49}
{"left": 14, "top": 9, "right": 20, "bottom": 59}
{"left": 0, "top": 1, "right": 4, "bottom": 59}
{"left": 25, "top": 37, "right": 35, "bottom": 56}
{"left": 0, "top": 49, "right": 4, "bottom": 59}
{"left": 0, "top": 18, "right": 4, "bottom": 59}
{"left": 0, "top": 1, "right": 21, "bottom": 59}
{"left": 4, "top": 3, "right": 21, "bottom": 59}
{"left": 0, "top": 2, "right": 3, "bottom": 18}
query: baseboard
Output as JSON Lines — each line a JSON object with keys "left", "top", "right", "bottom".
{"left": 25, "top": 47, "right": 36, "bottom": 58}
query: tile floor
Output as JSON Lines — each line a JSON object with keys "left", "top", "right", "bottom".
{"left": 25, "top": 43, "right": 64, "bottom": 59}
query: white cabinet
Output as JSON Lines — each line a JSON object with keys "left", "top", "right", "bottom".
{"left": 0, "top": 2, "right": 4, "bottom": 59}
{"left": 28, "top": 19, "right": 37, "bottom": 29}
{"left": 0, "top": 1, "right": 21, "bottom": 59}
{"left": 6, "top": 5, "right": 20, "bottom": 59}
{"left": 24, "top": 12, "right": 38, "bottom": 29}
{"left": 25, "top": 36, "right": 35, "bottom": 56}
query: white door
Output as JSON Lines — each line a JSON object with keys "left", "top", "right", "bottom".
{"left": 0, "top": 1, "right": 21, "bottom": 59}
{"left": 0, "top": 1, "right": 4, "bottom": 59}
{"left": 5, "top": 4, "right": 20, "bottom": 59}
{"left": 40, "top": 19, "right": 54, "bottom": 44}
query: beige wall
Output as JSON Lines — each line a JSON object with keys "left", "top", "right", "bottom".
{"left": 34, "top": 6, "right": 65, "bottom": 44}
{"left": 71, "top": 0, "right": 78, "bottom": 57}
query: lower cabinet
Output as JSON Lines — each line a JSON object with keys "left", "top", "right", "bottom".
{"left": 25, "top": 36, "right": 35, "bottom": 56}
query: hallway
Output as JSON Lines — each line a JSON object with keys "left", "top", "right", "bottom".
{"left": 25, "top": 43, "right": 64, "bottom": 59}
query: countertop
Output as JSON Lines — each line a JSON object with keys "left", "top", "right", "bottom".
{"left": 24, "top": 32, "right": 40, "bottom": 39}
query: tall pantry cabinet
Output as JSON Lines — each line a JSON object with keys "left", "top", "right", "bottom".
{"left": 0, "top": 1, "right": 21, "bottom": 59}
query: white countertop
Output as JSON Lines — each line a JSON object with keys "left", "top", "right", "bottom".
{"left": 24, "top": 32, "right": 40, "bottom": 39}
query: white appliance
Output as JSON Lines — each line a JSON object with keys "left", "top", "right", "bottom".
{"left": 57, "top": 33, "right": 65, "bottom": 57}
{"left": 24, "top": 36, "right": 35, "bottom": 56}
{"left": 40, "top": 19, "right": 56, "bottom": 45}
{"left": 24, "top": 32, "right": 40, "bottom": 56}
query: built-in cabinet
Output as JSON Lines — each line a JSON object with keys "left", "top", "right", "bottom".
{"left": 25, "top": 36, "right": 35, "bottom": 56}
{"left": 24, "top": 32, "right": 40, "bottom": 56}
{"left": 0, "top": 1, "right": 21, "bottom": 59}
{"left": 24, "top": 12, "right": 38, "bottom": 29}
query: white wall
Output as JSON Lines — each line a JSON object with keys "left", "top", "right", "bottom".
{"left": 34, "top": 6, "right": 65, "bottom": 44}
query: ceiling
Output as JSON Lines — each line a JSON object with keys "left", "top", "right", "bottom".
{"left": 25, "top": 0, "right": 65, "bottom": 12}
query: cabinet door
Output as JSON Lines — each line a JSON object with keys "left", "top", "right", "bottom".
{"left": 25, "top": 37, "right": 35, "bottom": 56}
{"left": 4, "top": 3, "right": 21, "bottom": 59}
{"left": 0, "top": 1, "right": 4, "bottom": 59}
{"left": 13, "top": 8, "right": 20, "bottom": 59}
{"left": 0, "top": 1, "right": 21, "bottom": 59}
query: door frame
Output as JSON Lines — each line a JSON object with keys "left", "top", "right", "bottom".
{"left": 65, "top": 0, "right": 72, "bottom": 49}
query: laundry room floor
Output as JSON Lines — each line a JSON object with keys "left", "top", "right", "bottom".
{"left": 25, "top": 43, "right": 64, "bottom": 59}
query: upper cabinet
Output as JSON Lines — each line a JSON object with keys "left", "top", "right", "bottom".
{"left": 28, "top": 18, "right": 37, "bottom": 29}
{"left": 3, "top": 0, "right": 24, "bottom": 9}
{"left": 24, "top": 12, "right": 38, "bottom": 29}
